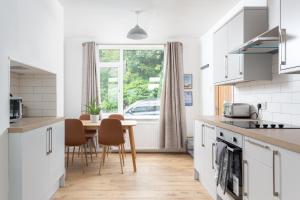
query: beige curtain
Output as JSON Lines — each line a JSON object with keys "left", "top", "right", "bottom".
{"left": 159, "top": 42, "right": 187, "bottom": 151}
{"left": 81, "top": 42, "right": 100, "bottom": 112}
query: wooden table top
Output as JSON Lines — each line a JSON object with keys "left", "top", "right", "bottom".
{"left": 81, "top": 120, "right": 137, "bottom": 128}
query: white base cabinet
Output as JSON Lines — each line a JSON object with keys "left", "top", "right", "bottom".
{"left": 194, "top": 120, "right": 217, "bottom": 200}
{"left": 9, "top": 121, "right": 65, "bottom": 200}
{"left": 244, "top": 137, "right": 300, "bottom": 200}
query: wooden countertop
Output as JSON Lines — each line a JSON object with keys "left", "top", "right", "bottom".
{"left": 195, "top": 116, "right": 300, "bottom": 153}
{"left": 8, "top": 117, "right": 64, "bottom": 133}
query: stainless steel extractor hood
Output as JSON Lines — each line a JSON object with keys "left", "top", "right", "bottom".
{"left": 229, "top": 26, "right": 279, "bottom": 54}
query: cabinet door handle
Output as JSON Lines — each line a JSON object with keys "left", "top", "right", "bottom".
{"left": 243, "top": 160, "right": 248, "bottom": 196}
{"left": 46, "top": 128, "right": 51, "bottom": 155}
{"left": 245, "top": 139, "right": 270, "bottom": 150}
{"left": 225, "top": 55, "right": 228, "bottom": 78}
{"left": 46, "top": 128, "right": 48, "bottom": 155}
{"left": 211, "top": 143, "right": 215, "bottom": 169}
{"left": 201, "top": 124, "right": 205, "bottom": 147}
{"left": 239, "top": 55, "right": 243, "bottom": 75}
{"left": 205, "top": 124, "right": 215, "bottom": 130}
{"left": 280, "top": 29, "right": 287, "bottom": 66}
{"left": 50, "top": 127, "right": 53, "bottom": 154}
{"left": 273, "top": 150, "right": 279, "bottom": 197}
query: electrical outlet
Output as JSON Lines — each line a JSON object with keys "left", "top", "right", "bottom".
{"left": 261, "top": 102, "right": 267, "bottom": 110}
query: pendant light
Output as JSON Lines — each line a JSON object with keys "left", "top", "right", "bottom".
{"left": 127, "top": 10, "right": 148, "bottom": 40}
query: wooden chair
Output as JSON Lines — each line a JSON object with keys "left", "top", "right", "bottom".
{"left": 65, "top": 119, "right": 88, "bottom": 173}
{"left": 108, "top": 114, "right": 126, "bottom": 163}
{"left": 98, "top": 119, "right": 125, "bottom": 174}
{"left": 78, "top": 114, "right": 98, "bottom": 161}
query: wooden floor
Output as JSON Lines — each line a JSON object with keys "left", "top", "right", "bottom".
{"left": 53, "top": 153, "right": 212, "bottom": 200}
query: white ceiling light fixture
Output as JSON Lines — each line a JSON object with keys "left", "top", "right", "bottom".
{"left": 127, "top": 10, "right": 148, "bottom": 40}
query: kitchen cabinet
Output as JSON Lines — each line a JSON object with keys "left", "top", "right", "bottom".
{"left": 274, "top": 145, "right": 300, "bottom": 200}
{"left": 244, "top": 137, "right": 300, "bottom": 200}
{"left": 213, "top": 7, "right": 272, "bottom": 85}
{"left": 213, "top": 24, "right": 228, "bottom": 83}
{"left": 9, "top": 121, "right": 65, "bottom": 200}
{"left": 279, "top": 0, "right": 300, "bottom": 73}
{"left": 243, "top": 138, "right": 274, "bottom": 200}
{"left": 194, "top": 121, "right": 216, "bottom": 200}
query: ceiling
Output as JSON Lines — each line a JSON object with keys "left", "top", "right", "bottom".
{"left": 59, "top": 0, "right": 240, "bottom": 42}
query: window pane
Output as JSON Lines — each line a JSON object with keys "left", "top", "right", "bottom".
{"left": 99, "top": 49, "right": 120, "bottom": 62}
{"left": 123, "top": 50, "right": 164, "bottom": 117}
{"left": 100, "top": 67, "right": 118, "bottom": 113}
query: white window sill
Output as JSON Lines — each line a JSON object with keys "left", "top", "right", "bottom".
{"left": 101, "top": 113, "right": 159, "bottom": 121}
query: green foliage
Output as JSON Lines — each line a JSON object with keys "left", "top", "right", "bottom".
{"left": 100, "top": 49, "right": 164, "bottom": 112}
{"left": 100, "top": 49, "right": 120, "bottom": 62}
{"left": 85, "top": 99, "right": 101, "bottom": 115}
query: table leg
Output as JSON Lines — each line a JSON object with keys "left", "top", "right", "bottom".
{"left": 128, "top": 126, "right": 137, "bottom": 172}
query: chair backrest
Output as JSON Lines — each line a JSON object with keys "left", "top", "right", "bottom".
{"left": 79, "top": 114, "right": 90, "bottom": 120}
{"left": 99, "top": 119, "right": 125, "bottom": 146}
{"left": 65, "top": 119, "right": 86, "bottom": 146}
{"left": 108, "top": 114, "right": 124, "bottom": 120}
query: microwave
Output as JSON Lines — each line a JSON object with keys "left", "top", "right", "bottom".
{"left": 10, "top": 97, "right": 22, "bottom": 123}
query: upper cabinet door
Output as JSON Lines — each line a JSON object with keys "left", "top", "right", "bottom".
{"left": 280, "top": 0, "right": 300, "bottom": 73}
{"left": 227, "top": 12, "right": 244, "bottom": 80}
{"left": 213, "top": 25, "right": 228, "bottom": 84}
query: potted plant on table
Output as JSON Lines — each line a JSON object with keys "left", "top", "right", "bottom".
{"left": 85, "top": 99, "right": 101, "bottom": 123}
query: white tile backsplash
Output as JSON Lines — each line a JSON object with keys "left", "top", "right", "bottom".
{"left": 10, "top": 73, "right": 56, "bottom": 117}
{"left": 234, "top": 55, "right": 300, "bottom": 125}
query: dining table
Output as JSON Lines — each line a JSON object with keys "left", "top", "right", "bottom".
{"left": 81, "top": 120, "right": 138, "bottom": 172}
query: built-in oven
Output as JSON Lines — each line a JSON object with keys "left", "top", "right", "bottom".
{"left": 10, "top": 97, "right": 22, "bottom": 123}
{"left": 216, "top": 128, "right": 243, "bottom": 200}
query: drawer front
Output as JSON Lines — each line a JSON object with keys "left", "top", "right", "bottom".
{"left": 244, "top": 137, "right": 273, "bottom": 167}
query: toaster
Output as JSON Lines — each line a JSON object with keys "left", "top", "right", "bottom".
{"left": 223, "top": 103, "right": 250, "bottom": 118}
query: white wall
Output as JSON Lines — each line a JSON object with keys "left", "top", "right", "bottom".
{"left": 61, "top": 0, "right": 243, "bottom": 139}
{"left": 64, "top": 37, "right": 200, "bottom": 137}
{"left": 0, "top": 0, "right": 63, "bottom": 199}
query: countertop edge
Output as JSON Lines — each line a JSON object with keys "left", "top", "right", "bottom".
{"left": 8, "top": 117, "right": 65, "bottom": 133}
{"left": 195, "top": 116, "right": 300, "bottom": 154}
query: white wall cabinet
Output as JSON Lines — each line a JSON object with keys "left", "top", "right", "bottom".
{"left": 194, "top": 121, "right": 216, "bottom": 200}
{"left": 244, "top": 137, "right": 300, "bottom": 200}
{"left": 213, "top": 7, "right": 272, "bottom": 85}
{"left": 279, "top": 0, "right": 300, "bottom": 74}
{"left": 9, "top": 121, "right": 65, "bottom": 200}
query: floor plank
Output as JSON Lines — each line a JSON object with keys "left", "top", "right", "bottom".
{"left": 53, "top": 153, "right": 212, "bottom": 200}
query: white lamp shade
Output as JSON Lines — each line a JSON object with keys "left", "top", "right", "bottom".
{"left": 127, "top": 25, "right": 148, "bottom": 40}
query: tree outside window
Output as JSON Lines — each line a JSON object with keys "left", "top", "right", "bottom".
{"left": 99, "top": 46, "right": 164, "bottom": 117}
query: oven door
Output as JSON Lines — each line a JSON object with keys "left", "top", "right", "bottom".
{"left": 216, "top": 138, "right": 243, "bottom": 200}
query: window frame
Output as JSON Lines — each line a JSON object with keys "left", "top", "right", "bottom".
{"left": 98, "top": 45, "right": 164, "bottom": 119}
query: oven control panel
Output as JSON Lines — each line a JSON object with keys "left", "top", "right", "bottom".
{"left": 216, "top": 127, "right": 243, "bottom": 148}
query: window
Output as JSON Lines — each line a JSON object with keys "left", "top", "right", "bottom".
{"left": 99, "top": 45, "right": 164, "bottom": 118}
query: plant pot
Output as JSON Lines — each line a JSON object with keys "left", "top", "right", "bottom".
{"left": 90, "top": 114, "right": 99, "bottom": 123}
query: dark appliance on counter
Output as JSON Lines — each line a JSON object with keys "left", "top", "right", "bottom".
{"left": 216, "top": 127, "right": 243, "bottom": 200}
{"left": 10, "top": 96, "right": 22, "bottom": 123}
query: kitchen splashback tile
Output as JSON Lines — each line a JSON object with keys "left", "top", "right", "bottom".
{"left": 234, "top": 54, "right": 300, "bottom": 125}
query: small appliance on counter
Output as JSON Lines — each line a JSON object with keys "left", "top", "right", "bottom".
{"left": 10, "top": 96, "right": 23, "bottom": 123}
{"left": 223, "top": 103, "right": 250, "bottom": 118}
